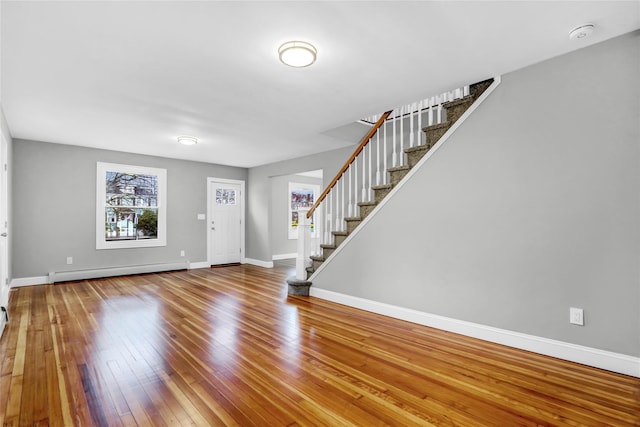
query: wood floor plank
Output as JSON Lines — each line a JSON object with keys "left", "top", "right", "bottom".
{"left": 0, "top": 263, "right": 638, "bottom": 426}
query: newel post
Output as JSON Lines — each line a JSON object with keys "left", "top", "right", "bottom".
{"left": 296, "top": 208, "right": 311, "bottom": 280}
{"left": 286, "top": 208, "right": 312, "bottom": 296}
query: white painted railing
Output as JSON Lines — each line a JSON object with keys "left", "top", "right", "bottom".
{"left": 308, "top": 85, "right": 470, "bottom": 247}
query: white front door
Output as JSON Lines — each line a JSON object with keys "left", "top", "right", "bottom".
{"left": 0, "top": 134, "right": 9, "bottom": 313}
{"left": 208, "top": 180, "right": 243, "bottom": 265}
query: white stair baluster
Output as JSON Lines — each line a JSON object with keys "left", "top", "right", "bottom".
{"left": 334, "top": 181, "right": 340, "bottom": 235}
{"left": 354, "top": 153, "right": 358, "bottom": 215}
{"left": 376, "top": 130, "right": 381, "bottom": 186}
{"left": 417, "top": 100, "right": 423, "bottom": 146}
{"left": 409, "top": 103, "right": 414, "bottom": 148}
{"left": 361, "top": 149, "right": 367, "bottom": 202}
{"left": 325, "top": 196, "right": 330, "bottom": 244}
{"left": 464, "top": 85, "right": 470, "bottom": 97}
{"left": 341, "top": 175, "right": 345, "bottom": 231}
{"left": 428, "top": 97, "right": 434, "bottom": 126}
{"left": 383, "top": 119, "right": 388, "bottom": 184}
{"left": 399, "top": 105, "right": 404, "bottom": 166}
{"left": 347, "top": 164, "right": 352, "bottom": 218}
{"left": 368, "top": 142, "right": 372, "bottom": 200}
{"left": 392, "top": 109, "right": 397, "bottom": 167}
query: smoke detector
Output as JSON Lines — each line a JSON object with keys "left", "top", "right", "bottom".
{"left": 569, "top": 24, "right": 595, "bottom": 40}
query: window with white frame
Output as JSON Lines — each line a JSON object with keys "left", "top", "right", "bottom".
{"left": 288, "top": 182, "right": 320, "bottom": 240}
{"left": 96, "top": 162, "right": 167, "bottom": 249}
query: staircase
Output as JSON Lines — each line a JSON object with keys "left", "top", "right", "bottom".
{"left": 305, "top": 79, "right": 494, "bottom": 280}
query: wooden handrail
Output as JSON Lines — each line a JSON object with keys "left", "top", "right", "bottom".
{"left": 307, "top": 110, "right": 393, "bottom": 218}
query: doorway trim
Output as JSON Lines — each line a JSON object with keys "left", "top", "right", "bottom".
{"left": 207, "top": 177, "right": 246, "bottom": 266}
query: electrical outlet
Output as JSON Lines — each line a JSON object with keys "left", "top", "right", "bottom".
{"left": 180, "top": 250, "right": 185, "bottom": 257}
{"left": 570, "top": 307, "right": 584, "bottom": 326}
{"left": 66, "top": 257, "right": 73, "bottom": 265}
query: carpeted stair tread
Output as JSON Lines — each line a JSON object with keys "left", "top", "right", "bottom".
{"left": 422, "top": 121, "right": 450, "bottom": 132}
{"left": 442, "top": 95, "right": 473, "bottom": 109}
{"left": 405, "top": 144, "right": 430, "bottom": 154}
{"left": 372, "top": 183, "right": 393, "bottom": 191}
{"left": 387, "top": 164, "right": 410, "bottom": 172}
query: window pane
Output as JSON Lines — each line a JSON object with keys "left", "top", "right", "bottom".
{"left": 106, "top": 172, "right": 158, "bottom": 208}
{"left": 105, "top": 208, "right": 158, "bottom": 241}
{"left": 290, "top": 188, "right": 314, "bottom": 210}
{"left": 216, "top": 188, "right": 236, "bottom": 205}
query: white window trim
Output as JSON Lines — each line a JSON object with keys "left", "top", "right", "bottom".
{"left": 96, "top": 162, "right": 167, "bottom": 250}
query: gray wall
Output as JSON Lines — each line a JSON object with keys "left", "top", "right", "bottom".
{"left": 312, "top": 32, "right": 640, "bottom": 356}
{"left": 270, "top": 173, "right": 322, "bottom": 257}
{"left": 247, "top": 146, "right": 352, "bottom": 262}
{"left": 12, "top": 140, "right": 246, "bottom": 278}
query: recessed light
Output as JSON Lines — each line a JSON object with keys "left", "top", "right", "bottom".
{"left": 177, "top": 135, "right": 198, "bottom": 146}
{"left": 278, "top": 41, "right": 317, "bottom": 68}
{"left": 569, "top": 24, "right": 594, "bottom": 40}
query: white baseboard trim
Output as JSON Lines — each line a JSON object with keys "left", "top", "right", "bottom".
{"left": 272, "top": 253, "right": 297, "bottom": 261}
{"left": 243, "top": 258, "right": 274, "bottom": 268}
{"left": 47, "top": 261, "right": 189, "bottom": 284}
{"left": 310, "top": 287, "right": 640, "bottom": 378}
{"left": 11, "top": 276, "right": 49, "bottom": 287}
{"left": 188, "top": 261, "right": 210, "bottom": 270}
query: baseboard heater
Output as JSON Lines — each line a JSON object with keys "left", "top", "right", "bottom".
{"left": 48, "top": 260, "right": 188, "bottom": 283}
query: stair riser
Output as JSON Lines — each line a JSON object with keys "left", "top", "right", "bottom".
{"left": 407, "top": 147, "right": 429, "bottom": 168}
{"left": 359, "top": 204, "right": 376, "bottom": 219}
{"left": 345, "top": 220, "right": 361, "bottom": 234}
{"left": 389, "top": 169, "right": 409, "bottom": 186}
{"left": 445, "top": 100, "right": 473, "bottom": 125}
{"left": 374, "top": 187, "right": 393, "bottom": 204}
{"left": 312, "top": 259, "right": 323, "bottom": 270}
{"left": 334, "top": 234, "right": 348, "bottom": 246}
{"left": 425, "top": 125, "right": 449, "bottom": 145}
{"left": 322, "top": 247, "right": 336, "bottom": 259}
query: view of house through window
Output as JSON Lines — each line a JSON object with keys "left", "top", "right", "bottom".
{"left": 105, "top": 172, "right": 158, "bottom": 241}
{"left": 96, "top": 162, "right": 167, "bottom": 249}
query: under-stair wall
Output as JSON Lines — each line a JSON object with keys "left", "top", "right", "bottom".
{"left": 310, "top": 32, "right": 640, "bottom": 376}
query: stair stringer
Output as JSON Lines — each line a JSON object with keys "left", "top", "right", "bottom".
{"left": 308, "top": 76, "right": 502, "bottom": 281}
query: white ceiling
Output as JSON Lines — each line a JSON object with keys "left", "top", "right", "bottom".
{"left": 2, "top": 1, "right": 639, "bottom": 168}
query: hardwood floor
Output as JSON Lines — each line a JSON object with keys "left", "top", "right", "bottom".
{"left": 0, "top": 263, "right": 638, "bottom": 426}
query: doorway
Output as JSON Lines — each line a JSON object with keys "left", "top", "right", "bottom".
{"left": 207, "top": 178, "right": 245, "bottom": 266}
{"left": 0, "top": 133, "right": 9, "bottom": 319}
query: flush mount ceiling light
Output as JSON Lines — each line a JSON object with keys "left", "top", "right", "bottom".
{"left": 177, "top": 135, "right": 198, "bottom": 146}
{"left": 278, "top": 41, "right": 317, "bottom": 68}
{"left": 569, "top": 24, "right": 595, "bottom": 40}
